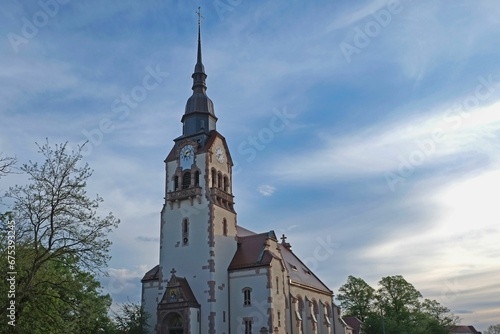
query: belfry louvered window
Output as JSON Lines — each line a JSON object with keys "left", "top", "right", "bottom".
{"left": 182, "top": 172, "right": 191, "bottom": 189}
{"left": 174, "top": 176, "right": 179, "bottom": 190}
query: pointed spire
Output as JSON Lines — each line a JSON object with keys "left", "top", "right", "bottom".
{"left": 181, "top": 6, "right": 217, "bottom": 138}
{"left": 194, "top": 7, "right": 205, "bottom": 74}
{"left": 192, "top": 7, "right": 206, "bottom": 91}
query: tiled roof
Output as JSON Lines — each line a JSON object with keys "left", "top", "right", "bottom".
{"left": 342, "top": 316, "right": 362, "bottom": 331}
{"left": 230, "top": 226, "right": 332, "bottom": 295}
{"left": 142, "top": 226, "right": 333, "bottom": 295}
{"left": 228, "top": 231, "right": 276, "bottom": 270}
{"left": 236, "top": 225, "right": 257, "bottom": 237}
{"left": 280, "top": 243, "right": 332, "bottom": 294}
{"left": 451, "top": 325, "right": 482, "bottom": 334}
{"left": 141, "top": 264, "right": 160, "bottom": 282}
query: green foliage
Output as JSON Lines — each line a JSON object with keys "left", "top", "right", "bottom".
{"left": 0, "top": 243, "right": 115, "bottom": 333}
{"left": 337, "top": 274, "right": 458, "bottom": 334}
{"left": 337, "top": 275, "right": 375, "bottom": 321}
{"left": 0, "top": 141, "right": 119, "bottom": 333}
{"left": 113, "top": 301, "right": 150, "bottom": 334}
{"left": 377, "top": 275, "right": 422, "bottom": 326}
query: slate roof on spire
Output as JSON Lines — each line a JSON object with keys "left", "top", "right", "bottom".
{"left": 194, "top": 18, "right": 205, "bottom": 74}
{"left": 183, "top": 8, "right": 216, "bottom": 120}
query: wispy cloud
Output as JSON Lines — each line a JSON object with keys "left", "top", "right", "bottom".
{"left": 275, "top": 100, "right": 500, "bottom": 185}
{"left": 327, "top": 0, "right": 390, "bottom": 31}
{"left": 136, "top": 236, "right": 160, "bottom": 243}
{"left": 257, "top": 184, "right": 276, "bottom": 196}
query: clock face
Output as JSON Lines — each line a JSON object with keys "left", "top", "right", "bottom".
{"left": 180, "top": 145, "right": 194, "bottom": 170}
{"left": 181, "top": 145, "right": 194, "bottom": 161}
{"left": 215, "top": 146, "right": 225, "bottom": 163}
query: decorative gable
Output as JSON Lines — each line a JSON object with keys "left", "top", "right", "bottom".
{"left": 159, "top": 269, "right": 200, "bottom": 309}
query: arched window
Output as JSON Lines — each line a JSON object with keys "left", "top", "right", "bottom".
{"left": 312, "top": 300, "right": 319, "bottom": 324}
{"left": 211, "top": 169, "right": 216, "bottom": 187}
{"left": 174, "top": 175, "right": 179, "bottom": 191}
{"left": 324, "top": 303, "right": 332, "bottom": 326}
{"left": 223, "top": 176, "right": 229, "bottom": 192}
{"left": 182, "top": 172, "right": 191, "bottom": 189}
{"left": 243, "top": 287, "right": 252, "bottom": 306}
{"left": 298, "top": 298, "right": 304, "bottom": 316}
{"left": 222, "top": 218, "right": 228, "bottom": 236}
{"left": 182, "top": 218, "right": 189, "bottom": 246}
{"left": 195, "top": 171, "right": 200, "bottom": 186}
{"left": 217, "top": 172, "right": 222, "bottom": 188}
{"left": 244, "top": 319, "right": 252, "bottom": 334}
{"left": 297, "top": 297, "right": 304, "bottom": 332}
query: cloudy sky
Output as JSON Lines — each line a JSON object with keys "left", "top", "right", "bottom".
{"left": 1, "top": 0, "right": 499, "bottom": 330}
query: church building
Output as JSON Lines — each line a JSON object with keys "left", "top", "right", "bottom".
{"left": 141, "top": 19, "right": 346, "bottom": 334}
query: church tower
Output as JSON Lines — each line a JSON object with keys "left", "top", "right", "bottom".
{"left": 142, "top": 12, "right": 238, "bottom": 334}
{"left": 142, "top": 9, "right": 342, "bottom": 334}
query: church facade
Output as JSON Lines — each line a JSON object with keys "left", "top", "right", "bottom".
{"left": 141, "top": 24, "right": 347, "bottom": 334}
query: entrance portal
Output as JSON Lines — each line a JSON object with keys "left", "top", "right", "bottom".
{"left": 165, "top": 313, "right": 183, "bottom": 334}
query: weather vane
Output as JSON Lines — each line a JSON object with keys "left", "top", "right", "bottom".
{"left": 196, "top": 6, "right": 204, "bottom": 29}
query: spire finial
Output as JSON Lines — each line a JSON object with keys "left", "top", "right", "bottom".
{"left": 193, "top": 6, "right": 205, "bottom": 76}
{"left": 196, "top": 6, "right": 203, "bottom": 31}
{"left": 196, "top": 7, "right": 203, "bottom": 63}
{"left": 281, "top": 233, "right": 291, "bottom": 249}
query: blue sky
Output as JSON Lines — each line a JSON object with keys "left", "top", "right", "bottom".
{"left": 1, "top": 0, "right": 500, "bottom": 330}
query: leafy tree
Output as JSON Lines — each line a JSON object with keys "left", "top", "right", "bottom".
{"left": 486, "top": 324, "right": 500, "bottom": 334}
{"left": 0, "top": 141, "right": 119, "bottom": 333}
{"left": 377, "top": 275, "right": 422, "bottom": 326}
{"left": 113, "top": 301, "right": 150, "bottom": 334}
{"left": 420, "top": 298, "right": 457, "bottom": 330}
{"left": 337, "top": 275, "right": 375, "bottom": 321}
{"left": 336, "top": 274, "right": 457, "bottom": 334}
{"left": 0, "top": 247, "right": 115, "bottom": 334}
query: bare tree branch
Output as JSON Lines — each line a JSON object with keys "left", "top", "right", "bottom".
{"left": 0, "top": 153, "right": 16, "bottom": 178}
